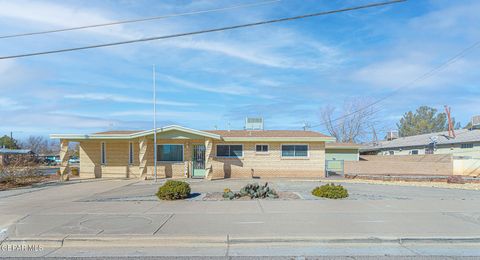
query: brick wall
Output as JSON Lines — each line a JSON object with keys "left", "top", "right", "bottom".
{"left": 209, "top": 141, "right": 325, "bottom": 179}
{"left": 345, "top": 154, "right": 453, "bottom": 176}
{"left": 80, "top": 139, "right": 326, "bottom": 179}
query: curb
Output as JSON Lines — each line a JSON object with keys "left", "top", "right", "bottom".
{"left": 4, "top": 235, "right": 480, "bottom": 248}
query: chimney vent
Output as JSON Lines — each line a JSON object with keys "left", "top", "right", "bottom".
{"left": 472, "top": 115, "right": 480, "bottom": 129}
{"left": 386, "top": 130, "right": 399, "bottom": 141}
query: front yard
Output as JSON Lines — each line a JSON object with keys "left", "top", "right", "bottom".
{"left": 76, "top": 178, "right": 480, "bottom": 202}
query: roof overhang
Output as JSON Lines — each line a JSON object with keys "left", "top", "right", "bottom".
{"left": 221, "top": 137, "right": 336, "bottom": 142}
{"left": 325, "top": 145, "right": 361, "bottom": 150}
{"left": 50, "top": 125, "right": 222, "bottom": 141}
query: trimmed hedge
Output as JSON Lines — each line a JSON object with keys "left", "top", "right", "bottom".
{"left": 312, "top": 183, "right": 348, "bottom": 199}
{"left": 156, "top": 180, "right": 191, "bottom": 200}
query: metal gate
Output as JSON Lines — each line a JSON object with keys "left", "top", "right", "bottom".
{"left": 325, "top": 159, "right": 344, "bottom": 177}
{"left": 192, "top": 144, "right": 206, "bottom": 178}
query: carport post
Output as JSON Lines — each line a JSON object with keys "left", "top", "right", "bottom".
{"left": 59, "top": 139, "right": 70, "bottom": 182}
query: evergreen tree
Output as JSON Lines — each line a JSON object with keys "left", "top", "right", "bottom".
{"left": 397, "top": 106, "right": 453, "bottom": 137}
{"left": 0, "top": 135, "right": 20, "bottom": 149}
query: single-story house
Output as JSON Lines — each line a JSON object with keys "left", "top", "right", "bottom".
{"left": 361, "top": 128, "right": 480, "bottom": 159}
{"left": 50, "top": 125, "right": 335, "bottom": 179}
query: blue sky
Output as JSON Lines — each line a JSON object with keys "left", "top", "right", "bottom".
{"left": 0, "top": 0, "right": 479, "bottom": 140}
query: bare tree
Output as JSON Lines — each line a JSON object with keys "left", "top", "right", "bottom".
{"left": 321, "top": 99, "right": 380, "bottom": 143}
{"left": 21, "top": 136, "right": 59, "bottom": 154}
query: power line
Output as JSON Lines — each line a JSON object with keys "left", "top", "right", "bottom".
{"left": 0, "top": 0, "right": 406, "bottom": 60}
{"left": 309, "top": 40, "right": 480, "bottom": 129}
{"left": 0, "top": 0, "right": 281, "bottom": 39}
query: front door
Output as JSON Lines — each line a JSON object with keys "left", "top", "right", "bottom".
{"left": 192, "top": 144, "right": 206, "bottom": 178}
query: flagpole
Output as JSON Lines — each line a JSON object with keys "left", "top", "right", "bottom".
{"left": 153, "top": 64, "right": 157, "bottom": 182}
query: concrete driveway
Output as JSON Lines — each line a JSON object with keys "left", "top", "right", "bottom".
{"left": 1, "top": 178, "right": 480, "bottom": 258}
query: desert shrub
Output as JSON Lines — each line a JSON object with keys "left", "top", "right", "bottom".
{"left": 223, "top": 183, "right": 278, "bottom": 200}
{"left": 447, "top": 175, "right": 465, "bottom": 184}
{"left": 156, "top": 180, "right": 191, "bottom": 200}
{"left": 222, "top": 188, "right": 237, "bottom": 200}
{"left": 0, "top": 156, "right": 41, "bottom": 184}
{"left": 70, "top": 168, "right": 79, "bottom": 176}
{"left": 312, "top": 183, "right": 348, "bottom": 199}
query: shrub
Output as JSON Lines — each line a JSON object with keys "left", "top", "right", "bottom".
{"left": 223, "top": 183, "right": 278, "bottom": 200}
{"left": 156, "top": 180, "right": 191, "bottom": 200}
{"left": 312, "top": 183, "right": 348, "bottom": 199}
{"left": 70, "top": 168, "right": 79, "bottom": 176}
{"left": 222, "top": 188, "right": 237, "bottom": 200}
{"left": 0, "top": 156, "right": 41, "bottom": 184}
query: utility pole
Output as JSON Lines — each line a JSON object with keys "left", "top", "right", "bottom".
{"left": 153, "top": 65, "right": 158, "bottom": 182}
{"left": 444, "top": 105, "right": 455, "bottom": 138}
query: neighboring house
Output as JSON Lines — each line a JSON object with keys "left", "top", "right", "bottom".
{"left": 361, "top": 128, "right": 480, "bottom": 158}
{"left": 50, "top": 125, "right": 335, "bottom": 179}
{"left": 0, "top": 148, "right": 35, "bottom": 166}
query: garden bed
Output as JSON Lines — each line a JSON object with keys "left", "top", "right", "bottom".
{"left": 203, "top": 191, "right": 301, "bottom": 201}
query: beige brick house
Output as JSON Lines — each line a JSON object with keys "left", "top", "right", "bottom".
{"left": 50, "top": 125, "right": 335, "bottom": 179}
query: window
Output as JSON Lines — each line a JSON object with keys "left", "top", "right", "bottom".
{"left": 425, "top": 148, "right": 434, "bottom": 154}
{"left": 461, "top": 143, "right": 474, "bottom": 149}
{"left": 411, "top": 150, "right": 419, "bottom": 155}
{"left": 388, "top": 150, "right": 394, "bottom": 155}
{"left": 255, "top": 144, "right": 268, "bottom": 153}
{"left": 157, "top": 144, "right": 183, "bottom": 162}
{"left": 128, "top": 142, "right": 134, "bottom": 164}
{"left": 101, "top": 142, "right": 106, "bottom": 165}
{"left": 281, "top": 145, "right": 308, "bottom": 157}
{"left": 216, "top": 145, "right": 243, "bottom": 158}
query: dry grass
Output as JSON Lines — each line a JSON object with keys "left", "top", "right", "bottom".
{"left": 0, "top": 174, "right": 58, "bottom": 190}
{"left": 0, "top": 155, "right": 59, "bottom": 190}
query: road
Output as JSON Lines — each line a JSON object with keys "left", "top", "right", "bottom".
{"left": 0, "top": 179, "right": 480, "bottom": 257}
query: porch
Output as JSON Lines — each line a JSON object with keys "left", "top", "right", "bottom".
{"left": 54, "top": 126, "right": 221, "bottom": 180}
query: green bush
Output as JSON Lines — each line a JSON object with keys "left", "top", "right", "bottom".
{"left": 223, "top": 183, "right": 278, "bottom": 200}
{"left": 156, "top": 180, "right": 191, "bottom": 200}
{"left": 312, "top": 183, "right": 348, "bottom": 199}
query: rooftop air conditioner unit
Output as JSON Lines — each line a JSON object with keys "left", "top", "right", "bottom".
{"left": 245, "top": 117, "right": 264, "bottom": 130}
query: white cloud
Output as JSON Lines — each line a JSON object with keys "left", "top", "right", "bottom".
{"left": 0, "top": 0, "right": 134, "bottom": 39}
{"left": 64, "top": 93, "right": 195, "bottom": 107}
{"left": 408, "top": 1, "right": 480, "bottom": 37}
{"left": 163, "top": 29, "right": 343, "bottom": 69}
{"left": 160, "top": 75, "right": 253, "bottom": 96}
{"left": 0, "top": 97, "right": 26, "bottom": 111}
{"left": 109, "top": 110, "right": 218, "bottom": 121}
{"left": 351, "top": 57, "right": 473, "bottom": 90}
